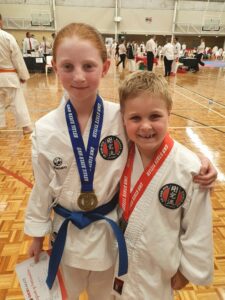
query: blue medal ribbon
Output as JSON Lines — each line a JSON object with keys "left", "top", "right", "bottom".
{"left": 65, "top": 95, "right": 104, "bottom": 192}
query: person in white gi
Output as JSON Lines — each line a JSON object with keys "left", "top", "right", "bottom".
{"left": 146, "top": 35, "right": 157, "bottom": 71}
{"left": 24, "top": 23, "right": 216, "bottom": 300}
{"left": 24, "top": 22, "right": 128, "bottom": 300}
{"left": 0, "top": 14, "right": 32, "bottom": 134}
{"left": 112, "top": 71, "right": 213, "bottom": 300}
{"left": 171, "top": 37, "right": 181, "bottom": 75}
{"left": 162, "top": 38, "right": 174, "bottom": 77}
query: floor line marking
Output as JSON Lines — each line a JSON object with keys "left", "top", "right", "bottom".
{"left": 0, "top": 166, "right": 33, "bottom": 189}
{"left": 174, "top": 89, "right": 225, "bottom": 119}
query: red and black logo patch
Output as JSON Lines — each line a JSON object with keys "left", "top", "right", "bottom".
{"left": 159, "top": 183, "right": 186, "bottom": 209}
{"left": 99, "top": 135, "right": 123, "bottom": 160}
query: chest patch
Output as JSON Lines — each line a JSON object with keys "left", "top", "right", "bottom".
{"left": 99, "top": 135, "right": 123, "bottom": 160}
{"left": 53, "top": 157, "right": 67, "bottom": 170}
{"left": 159, "top": 183, "right": 186, "bottom": 209}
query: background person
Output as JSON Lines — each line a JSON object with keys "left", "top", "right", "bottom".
{"left": 126, "top": 41, "right": 136, "bottom": 72}
{"left": 0, "top": 14, "right": 32, "bottom": 134}
{"left": 146, "top": 35, "right": 157, "bottom": 71}
{"left": 171, "top": 37, "right": 181, "bottom": 75}
{"left": 194, "top": 38, "right": 205, "bottom": 72}
{"left": 162, "top": 38, "right": 174, "bottom": 77}
{"left": 116, "top": 40, "right": 127, "bottom": 70}
{"left": 22, "top": 31, "right": 35, "bottom": 54}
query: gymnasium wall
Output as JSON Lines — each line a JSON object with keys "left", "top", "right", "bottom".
{"left": 1, "top": 1, "right": 225, "bottom": 48}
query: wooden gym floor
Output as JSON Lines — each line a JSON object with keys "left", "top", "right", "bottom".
{"left": 0, "top": 59, "right": 225, "bottom": 300}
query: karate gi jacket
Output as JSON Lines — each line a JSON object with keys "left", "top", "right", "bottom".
{"left": 113, "top": 141, "right": 213, "bottom": 300}
{"left": 24, "top": 99, "right": 128, "bottom": 271}
{"left": 0, "top": 29, "right": 29, "bottom": 88}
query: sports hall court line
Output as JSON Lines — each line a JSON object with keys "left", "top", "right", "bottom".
{"left": 174, "top": 89, "right": 225, "bottom": 119}
{"left": 176, "top": 84, "right": 225, "bottom": 108}
{"left": 0, "top": 165, "right": 33, "bottom": 188}
{"left": 171, "top": 112, "right": 225, "bottom": 135}
{"left": 0, "top": 129, "right": 29, "bottom": 132}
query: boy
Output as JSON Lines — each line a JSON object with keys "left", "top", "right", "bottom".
{"left": 113, "top": 71, "right": 213, "bottom": 299}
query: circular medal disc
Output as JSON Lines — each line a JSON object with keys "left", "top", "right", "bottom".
{"left": 78, "top": 192, "right": 98, "bottom": 211}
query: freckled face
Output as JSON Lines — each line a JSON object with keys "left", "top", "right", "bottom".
{"left": 123, "top": 93, "right": 170, "bottom": 158}
{"left": 53, "top": 36, "right": 109, "bottom": 104}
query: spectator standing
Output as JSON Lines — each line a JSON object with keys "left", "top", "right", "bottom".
{"left": 39, "top": 36, "right": 51, "bottom": 57}
{"left": 181, "top": 43, "right": 187, "bottom": 56}
{"left": 171, "top": 37, "right": 181, "bottom": 75}
{"left": 146, "top": 35, "right": 157, "bottom": 71}
{"left": 22, "top": 32, "right": 35, "bottom": 54}
{"left": 162, "top": 39, "right": 174, "bottom": 77}
{"left": 195, "top": 38, "right": 205, "bottom": 71}
{"left": 126, "top": 41, "right": 136, "bottom": 72}
{"left": 116, "top": 40, "right": 127, "bottom": 70}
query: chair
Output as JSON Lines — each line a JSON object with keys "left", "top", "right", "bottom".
{"left": 45, "top": 55, "right": 53, "bottom": 75}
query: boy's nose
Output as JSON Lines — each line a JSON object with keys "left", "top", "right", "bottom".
{"left": 140, "top": 120, "right": 152, "bottom": 130}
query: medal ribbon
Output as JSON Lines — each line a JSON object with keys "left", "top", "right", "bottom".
{"left": 119, "top": 133, "right": 174, "bottom": 221}
{"left": 65, "top": 95, "right": 104, "bottom": 192}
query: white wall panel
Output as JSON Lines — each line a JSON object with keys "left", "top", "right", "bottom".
{"left": 55, "top": 6, "right": 115, "bottom": 33}
{"left": 119, "top": 9, "right": 173, "bottom": 34}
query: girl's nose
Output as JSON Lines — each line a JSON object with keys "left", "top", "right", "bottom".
{"left": 72, "top": 69, "right": 85, "bottom": 82}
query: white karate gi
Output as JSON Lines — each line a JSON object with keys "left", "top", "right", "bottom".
{"left": 24, "top": 98, "right": 128, "bottom": 300}
{"left": 0, "top": 29, "right": 31, "bottom": 128}
{"left": 172, "top": 41, "right": 181, "bottom": 74}
{"left": 113, "top": 141, "right": 213, "bottom": 300}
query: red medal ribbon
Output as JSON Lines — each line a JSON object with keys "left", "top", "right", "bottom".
{"left": 119, "top": 133, "right": 174, "bottom": 221}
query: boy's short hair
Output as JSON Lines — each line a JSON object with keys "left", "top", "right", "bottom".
{"left": 119, "top": 71, "right": 173, "bottom": 112}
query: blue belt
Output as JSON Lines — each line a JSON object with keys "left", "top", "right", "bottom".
{"left": 46, "top": 194, "right": 128, "bottom": 289}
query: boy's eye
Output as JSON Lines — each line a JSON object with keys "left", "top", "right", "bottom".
{"left": 130, "top": 116, "right": 141, "bottom": 121}
{"left": 150, "top": 114, "right": 161, "bottom": 120}
{"left": 83, "top": 63, "right": 95, "bottom": 71}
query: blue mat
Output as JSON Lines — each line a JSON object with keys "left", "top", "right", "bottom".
{"left": 203, "top": 60, "right": 225, "bottom": 68}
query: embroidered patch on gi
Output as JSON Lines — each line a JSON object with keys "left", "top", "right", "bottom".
{"left": 113, "top": 277, "right": 124, "bottom": 295}
{"left": 99, "top": 136, "right": 123, "bottom": 160}
{"left": 158, "top": 183, "right": 186, "bottom": 209}
{"left": 53, "top": 157, "right": 67, "bottom": 170}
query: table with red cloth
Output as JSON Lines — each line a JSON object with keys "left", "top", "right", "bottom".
{"left": 135, "top": 56, "right": 158, "bottom": 66}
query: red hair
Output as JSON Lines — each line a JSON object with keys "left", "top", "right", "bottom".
{"left": 53, "top": 23, "right": 107, "bottom": 63}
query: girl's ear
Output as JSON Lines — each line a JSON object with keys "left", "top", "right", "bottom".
{"left": 52, "top": 60, "right": 57, "bottom": 73}
{"left": 102, "top": 59, "right": 111, "bottom": 77}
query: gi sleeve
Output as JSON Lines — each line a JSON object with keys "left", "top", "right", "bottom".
{"left": 179, "top": 184, "right": 213, "bottom": 285}
{"left": 24, "top": 129, "right": 53, "bottom": 237}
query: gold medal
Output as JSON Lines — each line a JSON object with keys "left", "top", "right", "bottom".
{"left": 78, "top": 191, "right": 98, "bottom": 211}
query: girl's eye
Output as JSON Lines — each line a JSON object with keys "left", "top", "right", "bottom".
{"left": 62, "top": 64, "right": 73, "bottom": 71}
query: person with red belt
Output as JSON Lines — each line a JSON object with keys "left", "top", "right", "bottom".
{"left": 0, "top": 14, "right": 32, "bottom": 134}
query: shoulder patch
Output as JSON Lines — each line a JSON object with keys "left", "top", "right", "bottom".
{"left": 159, "top": 183, "right": 186, "bottom": 209}
{"left": 99, "top": 135, "right": 123, "bottom": 160}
